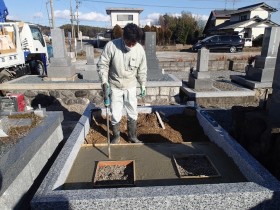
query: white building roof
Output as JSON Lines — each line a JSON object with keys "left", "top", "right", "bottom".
{"left": 106, "top": 8, "right": 143, "bottom": 15}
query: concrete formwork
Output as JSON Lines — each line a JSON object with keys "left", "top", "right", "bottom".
{"left": 31, "top": 104, "right": 280, "bottom": 209}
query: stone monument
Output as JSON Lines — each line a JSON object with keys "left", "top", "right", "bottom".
{"left": 268, "top": 41, "right": 280, "bottom": 127}
{"left": 246, "top": 27, "right": 280, "bottom": 82}
{"left": 46, "top": 28, "right": 76, "bottom": 81}
{"left": 145, "top": 32, "right": 165, "bottom": 80}
{"left": 86, "top": 45, "right": 95, "bottom": 65}
{"left": 188, "top": 47, "right": 213, "bottom": 90}
{"left": 231, "top": 27, "right": 280, "bottom": 88}
{"left": 78, "top": 45, "right": 98, "bottom": 80}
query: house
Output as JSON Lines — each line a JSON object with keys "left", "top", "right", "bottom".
{"left": 106, "top": 8, "right": 143, "bottom": 28}
{"left": 203, "top": 2, "right": 279, "bottom": 40}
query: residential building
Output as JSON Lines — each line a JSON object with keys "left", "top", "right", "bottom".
{"left": 203, "top": 2, "right": 279, "bottom": 40}
{"left": 106, "top": 8, "right": 143, "bottom": 28}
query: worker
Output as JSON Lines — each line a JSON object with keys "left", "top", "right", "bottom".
{"left": 97, "top": 23, "right": 147, "bottom": 144}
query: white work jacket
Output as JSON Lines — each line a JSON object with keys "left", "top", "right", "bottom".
{"left": 97, "top": 38, "right": 147, "bottom": 89}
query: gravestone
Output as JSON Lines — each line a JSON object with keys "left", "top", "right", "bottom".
{"left": 86, "top": 45, "right": 95, "bottom": 65}
{"left": 79, "top": 45, "right": 98, "bottom": 80}
{"left": 268, "top": 41, "right": 280, "bottom": 127}
{"left": 145, "top": 32, "right": 164, "bottom": 80}
{"left": 246, "top": 27, "right": 280, "bottom": 82}
{"left": 188, "top": 48, "right": 213, "bottom": 89}
{"left": 46, "top": 28, "right": 76, "bottom": 81}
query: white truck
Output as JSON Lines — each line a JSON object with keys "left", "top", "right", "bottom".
{"left": 0, "top": 21, "right": 48, "bottom": 83}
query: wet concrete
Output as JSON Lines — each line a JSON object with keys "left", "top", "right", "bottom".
{"left": 64, "top": 142, "right": 246, "bottom": 189}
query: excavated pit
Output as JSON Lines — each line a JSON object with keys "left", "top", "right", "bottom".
{"left": 63, "top": 111, "right": 246, "bottom": 189}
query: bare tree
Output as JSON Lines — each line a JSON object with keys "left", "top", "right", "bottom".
{"left": 112, "top": 24, "right": 123, "bottom": 39}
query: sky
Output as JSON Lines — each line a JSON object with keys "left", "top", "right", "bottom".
{"left": 4, "top": 0, "right": 280, "bottom": 28}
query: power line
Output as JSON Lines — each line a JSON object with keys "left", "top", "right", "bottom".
{"left": 81, "top": 0, "right": 280, "bottom": 10}
{"left": 81, "top": 0, "right": 223, "bottom": 10}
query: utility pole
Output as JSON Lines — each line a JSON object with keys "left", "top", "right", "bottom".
{"left": 232, "top": 0, "right": 236, "bottom": 9}
{"left": 50, "top": 0, "right": 55, "bottom": 28}
{"left": 76, "top": 0, "right": 80, "bottom": 39}
{"left": 70, "top": 0, "right": 75, "bottom": 38}
{"left": 46, "top": 1, "right": 52, "bottom": 28}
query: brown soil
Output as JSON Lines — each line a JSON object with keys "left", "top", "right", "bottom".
{"left": 85, "top": 113, "right": 209, "bottom": 144}
{"left": 0, "top": 113, "right": 43, "bottom": 145}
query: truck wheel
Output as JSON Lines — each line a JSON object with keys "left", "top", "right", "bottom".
{"left": 0, "top": 74, "right": 11, "bottom": 96}
{"left": 0, "top": 74, "right": 10, "bottom": 83}
{"left": 36, "top": 60, "right": 45, "bottom": 75}
{"left": 229, "top": 46, "right": 237, "bottom": 53}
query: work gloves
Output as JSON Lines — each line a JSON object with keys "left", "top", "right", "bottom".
{"left": 140, "top": 86, "right": 146, "bottom": 97}
{"left": 102, "top": 83, "right": 111, "bottom": 107}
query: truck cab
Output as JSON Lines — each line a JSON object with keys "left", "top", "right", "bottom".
{"left": 0, "top": 22, "right": 48, "bottom": 83}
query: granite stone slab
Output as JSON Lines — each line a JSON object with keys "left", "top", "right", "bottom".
{"left": 231, "top": 75, "right": 272, "bottom": 89}
{"left": 268, "top": 36, "right": 280, "bottom": 127}
{"left": 188, "top": 74, "right": 213, "bottom": 90}
{"left": 0, "top": 111, "right": 64, "bottom": 210}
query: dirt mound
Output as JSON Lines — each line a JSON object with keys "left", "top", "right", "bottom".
{"left": 85, "top": 113, "right": 209, "bottom": 144}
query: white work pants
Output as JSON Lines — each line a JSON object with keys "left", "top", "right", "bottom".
{"left": 111, "top": 87, "right": 138, "bottom": 125}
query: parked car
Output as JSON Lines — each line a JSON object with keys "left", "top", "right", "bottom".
{"left": 192, "top": 35, "right": 245, "bottom": 53}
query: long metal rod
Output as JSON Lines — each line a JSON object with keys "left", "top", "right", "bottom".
{"left": 106, "top": 107, "right": 111, "bottom": 159}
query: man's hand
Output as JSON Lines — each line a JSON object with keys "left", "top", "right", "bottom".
{"left": 140, "top": 86, "right": 146, "bottom": 97}
{"left": 102, "top": 83, "right": 111, "bottom": 107}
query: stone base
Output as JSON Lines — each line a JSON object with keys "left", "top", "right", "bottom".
{"left": 47, "top": 64, "right": 76, "bottom": 78}
{"left": 188, "top": 75, "right": 213, "bottom": 90}
{"left": 230, "top": 75, "right": 272, "bottom": 89}
{"left": 193, "top": 71, "right": 210, "bottom": 79}
{"left": 85, "top": 64, "right": 97, "bottom": 72}
{"left": 49, "top": 57, "right": 72, "bottom": 67}
{"left": 246, "top": 66, "right": 275, "bottom": 82}
{"left": 254, "top": 56, "right": 277, "bottom": 69}
{"left": 78, "top": 69, "right": 99, "bottom": 81}
{"left": 44, "top": 74, "right": 78, "bottom": 81}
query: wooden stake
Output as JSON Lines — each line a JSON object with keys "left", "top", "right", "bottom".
{"left": 155, "top": 111, "right": 165, "bottom": 129}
